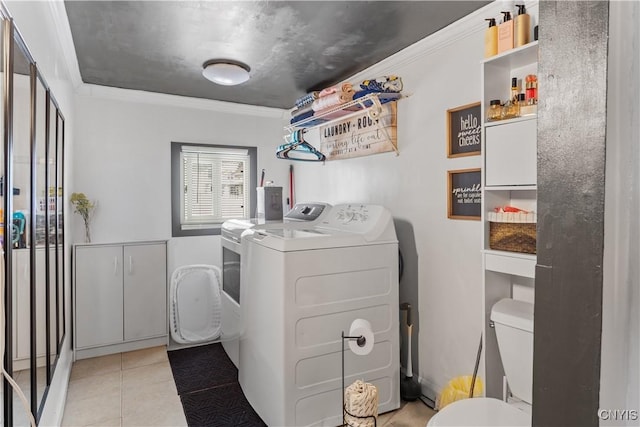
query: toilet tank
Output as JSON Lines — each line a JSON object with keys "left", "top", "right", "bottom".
{"left": 490, "top": 298, "right": 534, "bottom": 404}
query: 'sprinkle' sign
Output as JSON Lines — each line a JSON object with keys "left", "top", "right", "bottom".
{"left": 319, "top": 102, "right": 397, "bottom": 160}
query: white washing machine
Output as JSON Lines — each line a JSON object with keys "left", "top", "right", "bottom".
{"left": 220, "top": 203, "right": 331, "bottom": 367}
{"left": 239, "top": 204, "right": 400, "bottom": 427}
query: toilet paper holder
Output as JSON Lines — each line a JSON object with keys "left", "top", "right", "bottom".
{"left": 341, "top": 328, "right": 377, "bottom": 427}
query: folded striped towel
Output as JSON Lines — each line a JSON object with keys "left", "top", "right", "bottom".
{"left": 352, "top": 90, "right": 402, "bottom": 106}
{"left": 290, "top": 104, "right": 314, "bottom": 118}
{"left": 312, "top": 90, "right": 354, "bottom": 112}
{"left": 294, "top": 91, "right": 319, "bottom": 109}
{"left": 290, "top": 109, "right": 315, "bottom": 124}
{"left": 318, "top": 82, "right": 353, "bottom": 98}
{"left": 359, "top": 75, "right": 403, "bottom": 92}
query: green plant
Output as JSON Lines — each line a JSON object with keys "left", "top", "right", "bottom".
{"left": 70, "top": 192, "right": 96, "bottom": 242}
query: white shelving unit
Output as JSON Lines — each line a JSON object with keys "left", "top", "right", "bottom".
{"left": 480, "top": 41, "right": 539, "bottom": 399}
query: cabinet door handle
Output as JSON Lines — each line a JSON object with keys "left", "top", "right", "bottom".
{"left": 129, "top": 256, "right": 133, "bottom": 274}
{"left": 113, "top": 257, "right": 118, "bottom": 276}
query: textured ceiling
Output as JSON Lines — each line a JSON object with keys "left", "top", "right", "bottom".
{"left": 64, "top": 1, "right": 489, "bottom": 109}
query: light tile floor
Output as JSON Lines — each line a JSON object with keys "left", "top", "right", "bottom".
{"left": 61, "top": 346, "right": 435, "bottom": 427}
{"left": 1, "top": 367, "right": 46, "bottom": 426}
{"left": 62, "top": 346, "right": 186, "bottom": 427}
{"left": 378, "top": 399, "right": 435, "bottom": 427}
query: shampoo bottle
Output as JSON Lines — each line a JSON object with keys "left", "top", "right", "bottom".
{"left": 515, "top": 4, "right": 531, "bottom": 47}
{"left": 497, "top": 11, "right": 514, "bottom": 54}
{"left": 484, "top": 18, "right": 498, "bottom": 58}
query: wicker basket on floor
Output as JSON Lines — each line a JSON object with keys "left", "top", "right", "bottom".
{"left": 489, "top": 221, "right": 536, "bottom": 254}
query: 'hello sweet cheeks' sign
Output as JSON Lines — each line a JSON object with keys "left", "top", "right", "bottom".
{"left": 319, "top": 103, "right": 397, "bottom": 160}
{"left": 447, "top": 102, "right": 481, "bottom": 158}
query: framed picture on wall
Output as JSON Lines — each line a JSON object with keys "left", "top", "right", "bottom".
{"left": 447, "top": 102, "right": 481, "bottom": 158}
{"left": 447, "top": 168, "right": 481, "bottom": 220}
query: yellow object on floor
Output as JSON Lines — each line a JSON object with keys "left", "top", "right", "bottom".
{"left": 436, "top": 376, "right": 484, "bottom": 410}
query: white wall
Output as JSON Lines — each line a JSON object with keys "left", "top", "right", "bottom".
{"left": 73, "top": 90, "right": 285, "bottom": 245}
{"left": 73, "top": 88, "right": 287, "bottom": 287}
{"left": 290, "top": 1, "right": 526, "bottom": 400}
{"left": 600, "top": 1, "right": 640, "bottom": 425}
{"left": 4, "top": 1, "right": 77, "bottom": 425}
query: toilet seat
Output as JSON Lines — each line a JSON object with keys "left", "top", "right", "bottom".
{"left": 427, "top": 397, "right": 530, "bottom": 426}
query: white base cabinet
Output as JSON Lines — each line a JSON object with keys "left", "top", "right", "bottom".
{"left": 74, "top": 241, "right": 167, "bottom": 358}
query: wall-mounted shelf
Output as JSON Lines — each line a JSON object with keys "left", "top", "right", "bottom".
{"left": 485, "top": 185, "right": 537, "bottom": 191}
{"left": 483, "top": 249, "right": 536, "bottom": 278}
{"left": 485, "top": 115, "right": 537, "bottom": 128}
{"left": 281, "top": 93, "right": 400, "bottom": 161}
{"left": 285, "top": 93, "right": 400, "bottom": 132}
{"left": 482, "top": 41, "right": 539, "bottom": 69}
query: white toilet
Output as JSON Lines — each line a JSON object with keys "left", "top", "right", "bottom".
{"left": 428, "top": 298, "right": 534, "bottom": 426}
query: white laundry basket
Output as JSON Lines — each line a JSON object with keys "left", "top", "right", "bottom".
{"left": 170, "top": 264, "right": 222, "bottom": 344}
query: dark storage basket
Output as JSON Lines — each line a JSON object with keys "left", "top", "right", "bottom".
{"left": 489, "top": 222, "right": 536, "bottom": 254}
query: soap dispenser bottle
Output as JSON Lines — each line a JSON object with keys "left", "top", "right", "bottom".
{"left": 514, "top": 4, "right": 531, "bottom": 47}
{"left": 497, "top": 11, "right": 514, "bottom": 54}
{"left": 484, "top": 18, "right": 498, "bottom": 58}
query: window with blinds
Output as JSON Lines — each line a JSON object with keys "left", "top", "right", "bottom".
{"left": 180, "top": 147, "right": 249, "bottom": 228}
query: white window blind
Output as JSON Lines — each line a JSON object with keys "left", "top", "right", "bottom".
{"left": 181, "top": 147, "right": 249, "bottom": 227}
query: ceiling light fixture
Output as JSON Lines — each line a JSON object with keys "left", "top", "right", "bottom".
{"left": 202, "top": 59, "right": 251, "bottom": 86}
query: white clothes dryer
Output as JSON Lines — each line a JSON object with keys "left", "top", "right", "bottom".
{"left": 238, "top": 204, "right": 400, "bottom": 427}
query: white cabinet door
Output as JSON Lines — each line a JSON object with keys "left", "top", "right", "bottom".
{"left": 13, "top": 249, "right": 48, "bottom": 360}
{"left": 12, "top": 250, "right": 24, "bottom": 360}
{"left": 123, "top": 243, "right": 167, "bottom": 341}
{"left": 75, "top": 245, "right": 124, "bottom": 348}
{"left": 485, "top": 119, "right": 537, "bottom": 186}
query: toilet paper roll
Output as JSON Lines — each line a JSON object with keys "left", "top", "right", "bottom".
{"left": 348, "top": 319, "right": 374, "bottom": 356}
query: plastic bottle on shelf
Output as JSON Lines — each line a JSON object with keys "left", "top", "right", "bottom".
{"left": 497, "top": 11, "right": 514, "bottom": 54}
{"left": 484, "top": 18, "right": 498, "bottom": 58}
{"left": 514, "top": 4, "right": 531, "bottom": 47}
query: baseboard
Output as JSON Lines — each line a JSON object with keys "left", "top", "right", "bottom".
{"left": 400, "top": 368, "right": 438, "bottom": 409}
{"left": 40, "top": 337, "right": 73, "bottom": 427}
{"left": 418, "top": 374, "right": 440, "bottom": 405}
{"left": 74, "top": 336, "right": 167, "bottom": 360}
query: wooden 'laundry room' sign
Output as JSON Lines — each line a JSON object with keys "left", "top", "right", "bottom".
{"left": 318, "top": 102, "right": 397, "bottom": 160}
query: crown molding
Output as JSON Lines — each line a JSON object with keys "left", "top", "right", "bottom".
{"left": 46, "top": 0, "right": 537, "bottom": 120}
{"left": 77, "top": 84, "right": 287, "bottom": 118}
{"left": 45, "top": 0, "right": 286, "bottom": 118}
{"left": 346, "top": 1, "right": 538, "bottom": 85}
{"left": 48, "top": 0, "right": 83, "bottom": 90}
